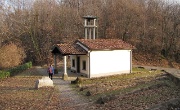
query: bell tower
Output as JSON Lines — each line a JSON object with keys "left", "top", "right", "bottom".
{"left": 83, "top": 15, "right": 97, "bottom": 39}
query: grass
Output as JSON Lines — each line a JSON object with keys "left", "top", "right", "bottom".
{"left": 132, "top": 67, "right": 150, "bottom": 72}
{"left": 80, "top": 67, "right": 162, "bottom": 86}
{"left": 15, "top": 67, "right": 43, "bottom": 77}
{"left": 0, "top": 68, "right": 61, "bottom": 110}
{"left": 71, "top": 67, "right": 180, "bottom": 109}
{"left": 1, "top": 67, "right": 179, "bottom": 109}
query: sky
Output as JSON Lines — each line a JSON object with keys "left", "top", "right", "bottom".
{"left": 2, "top": 0, "right": 180, "bottom": 9}
{"left": 167, "top": 0, "right": 180, "bottom": 3}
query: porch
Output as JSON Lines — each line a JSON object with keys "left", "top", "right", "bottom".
{"left": 51, "top": 43, "right": 87, "bottom": 80}
{"left": 53, "top": 66, "right": 87, "bottom": 81}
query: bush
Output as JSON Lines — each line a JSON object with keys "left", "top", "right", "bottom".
{"left": 71, "top": 77, "right": 83, "bottom": 84}
{"left": 7, "top": 62, "right": 32, "bottom": 76}
{"left": 0, "top": 62, "right": 32, "bottom": 79}
{"left": 0, "top": 71, "right": 10, "bottom": 79}
{"left": 0, "top": 43, "right": 26, "bottom": 69}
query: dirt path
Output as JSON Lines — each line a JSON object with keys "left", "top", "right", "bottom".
{"left": 133, "top": 65, "right": 180, "bottom": 78}
{"left": 35, "top": 67, "right": 91, "bottom": 110}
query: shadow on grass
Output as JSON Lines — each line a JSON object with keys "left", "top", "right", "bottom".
{"left": 14, "top": 68, "right": 44, "bottom": 77}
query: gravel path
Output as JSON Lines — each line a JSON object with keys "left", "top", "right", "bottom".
{"left": 35, "top": 67, "right": 91, "bottom": 110}
{"left": 53, "top": 78, "right": 91, "bottom": 109}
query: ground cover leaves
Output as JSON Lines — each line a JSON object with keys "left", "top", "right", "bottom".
{"left": 73, "top": 69, "right": 180, "bottom": 109}
{"left": 0, "top": 68, "right": 61, "bottom": 110}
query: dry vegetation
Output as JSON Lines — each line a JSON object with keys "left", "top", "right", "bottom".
{"left": 0, "top": 68, "right": 61, "bottom": 110}
{"left": 72, "top": 68, "right": 180, "bottom": 109}
{"left": 0, "top": 43, "right": 26, "bottom": 69}
{"left": 133, "top": 52, "right": 180, "bottom": 69}
{"left": 0, "top": 0, "right": 179, "bottom": 65}
{"left": 0, "top": 67, "right": 180, "bottom": 109}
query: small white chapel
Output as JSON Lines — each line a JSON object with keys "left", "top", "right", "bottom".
{"left": 51, "top": 16, "right": 135, "bottom": 79}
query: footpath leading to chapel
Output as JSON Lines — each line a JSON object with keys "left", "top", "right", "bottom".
{"left": 35, "top": 67, "right": 91, "bottom": 110}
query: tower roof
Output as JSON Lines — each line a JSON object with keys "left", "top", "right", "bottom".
{"left": 83, "top": 15, "right": 97, "bottom": 20}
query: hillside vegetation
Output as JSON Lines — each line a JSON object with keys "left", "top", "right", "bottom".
{"left": 133, "top": 52, "right": 180, "bottom": 69}
{"left": 0, "top": 0, "right": 179, "bottom": 65}
{"left": 72, "top": 68, "right": 180, "bottom": 109}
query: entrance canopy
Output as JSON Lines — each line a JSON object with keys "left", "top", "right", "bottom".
{"left": 52, "top": 43, "right": 87, "bottom": 56}
{"left": 51, "top": 43, "right": 87, "bottom": 80}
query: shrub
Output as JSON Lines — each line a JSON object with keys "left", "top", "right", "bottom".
{"left": 0, "top": 62, "right": 32, "bottom": 79}
{"left": 0, "top": 71, "right": 10, "bottom": 78}
{"left": 0, "top": 43, "right": 26, "bottom": 69}
{"left": 7, "top": 62, "right": 32, "bottom": 76}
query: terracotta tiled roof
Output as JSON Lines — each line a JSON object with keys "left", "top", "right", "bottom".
{"left": 76, "top": 39, "right": 135, "bottom": 50}
{"left": 55, "top": 43, "right": 87, "bottom": 55}
{"left": 52, "top": 39, "right": 134, "bottom": 55}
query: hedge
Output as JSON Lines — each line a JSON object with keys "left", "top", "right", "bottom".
{"left": 0, "top": 61, "right": 32, "bottom": 79}
{"left": 0, "top": 71, "right": 10, "bottom": 79}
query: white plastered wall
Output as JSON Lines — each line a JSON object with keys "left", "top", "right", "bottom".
{"left": 70, "top": 55, "right": 76, "bottom": 71}
{"left": 89, "top": 50, "right": 131, "bottom": 78}
{"left": 70, "top": 55, "right": 89, "bottom": 76}
{"left": 79, "top": 55, "right": 89, "bottom": 75}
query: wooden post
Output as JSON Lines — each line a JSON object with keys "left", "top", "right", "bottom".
{"left": 54, "top": 54, "right": 57, "bottom": 69}
{"left": 54, "top": 54, "right": 58, "bottom": 74}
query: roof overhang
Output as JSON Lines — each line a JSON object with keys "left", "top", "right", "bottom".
{"left": 51, "top": 43, "right": 87, "bottom": 56}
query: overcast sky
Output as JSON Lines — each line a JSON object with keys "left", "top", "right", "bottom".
{"left": 3, "top": 0, "right": 180, "bottom": 8}
{"left": 168, "top": 0, "right": 180, "bottom": 3}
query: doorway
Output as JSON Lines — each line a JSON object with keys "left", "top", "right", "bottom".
{"left": 77, "top": 56, "right": 80, "bottom": 73}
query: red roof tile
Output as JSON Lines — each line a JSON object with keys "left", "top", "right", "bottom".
{"left": 55, "top": 43, "right": 87, "bottom": 55}
{"left": 77, "top": 39, "right": 134, "bottom": 50}
{"left": 53, "top": 39, "right": 134, "bottom": 55}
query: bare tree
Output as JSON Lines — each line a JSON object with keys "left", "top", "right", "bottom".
{"left": 0, "top": 0, "right": 179, "bottom": 64}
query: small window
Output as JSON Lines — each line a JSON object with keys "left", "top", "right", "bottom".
{"left": 72, "top": 59, "right": 75, "bottom": 67}
{"left": 82, "top": 60, "right": 86, "bottom": 70}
